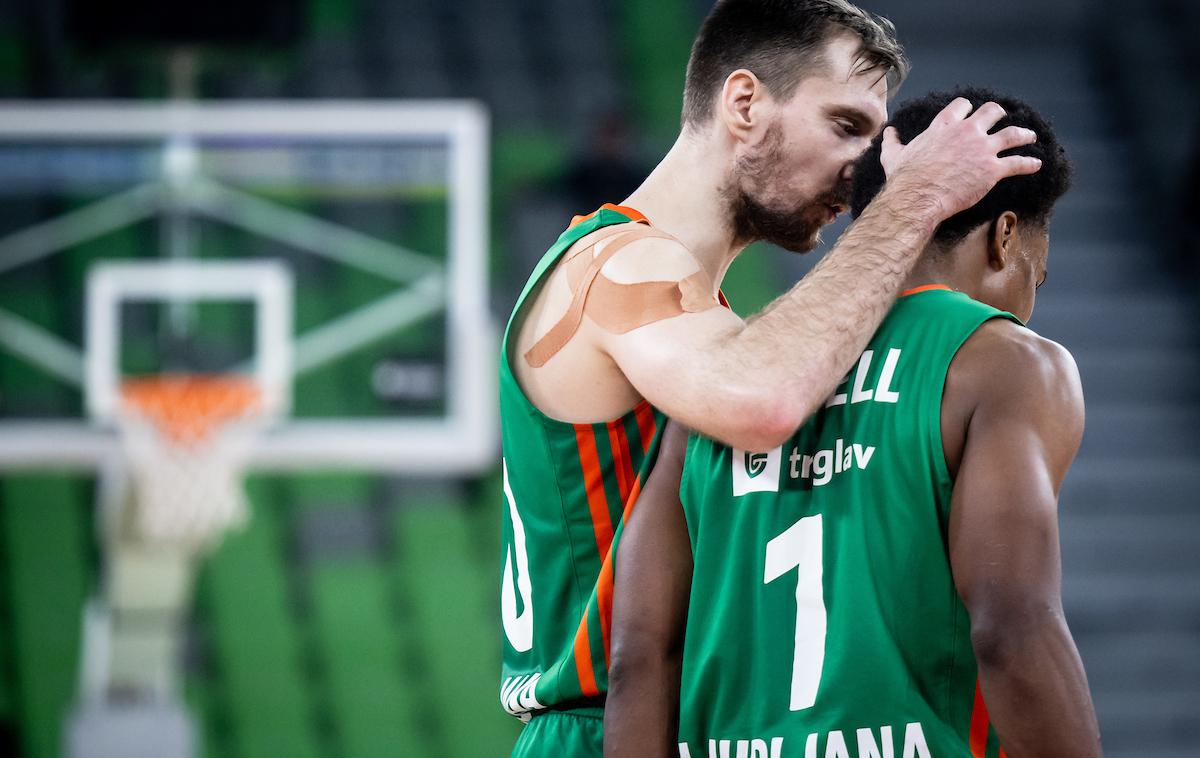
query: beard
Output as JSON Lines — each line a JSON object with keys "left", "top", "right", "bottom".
{"left": 725, "top": 123, "right": 851, "bottom": 254}
{"left": 729, "top": 189, "right": 830, "bottom": 253}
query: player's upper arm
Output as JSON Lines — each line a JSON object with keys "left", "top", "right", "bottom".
{"left": 590, "top": 237, "right": 790, "bottom": 451}
{"left": 946, "top": 321, "right": 1084, "bottom": 648}
{"left": 609, "top": 420, "right": 692, "bottom": 669}
{"left": 606, "top": 422, "right": 692, "bottom": 757}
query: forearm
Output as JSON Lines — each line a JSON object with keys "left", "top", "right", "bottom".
{"left": 604, "top": 654, "right": 682, "bottom": 758}
{"left": 604, "top": 422, "right": 691, "bottom": 756}
{"left": 973, "top": 615, "right": 1102, "bottom": 757}
{"left": 722, "top": 182, "right": 941, "bottom": 431}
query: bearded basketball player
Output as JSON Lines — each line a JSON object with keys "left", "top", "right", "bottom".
{"left": 500, "top": 3, "right": 1045, "bottom": 755}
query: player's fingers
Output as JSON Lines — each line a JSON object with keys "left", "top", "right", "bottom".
{"left": 935, "top": 97, "right": 974, "bottom": 125}
{"left": 969, "top": 101, "right": 1007, "bottom": 130}
{"left": 881, "top": 126, "right": 902, "bottom": 152}
{"left": 879, "top": 127, "right": 902, "bottom": 173}
{"left": 991, "top": 125, "right": 1037, "bottom": 151}
{"left": 996, "top": 154, "right": 1043, "bottom": 177}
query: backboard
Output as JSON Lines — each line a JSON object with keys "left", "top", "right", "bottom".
{"left": 0, "top": 101, "right": 495, "bottom": 474}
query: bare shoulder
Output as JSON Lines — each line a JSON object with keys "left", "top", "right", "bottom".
{"left": 957, "top": 319, "right": 1079, "bottom": 398}
{"left": 947, "top": 318, "right": 1084, "bottom": 436}
{"left": 942, "top": 317, "right": 1084, "bottom": 481}
{"left": 598, "top": 232, "right": 705, "bottom": 285}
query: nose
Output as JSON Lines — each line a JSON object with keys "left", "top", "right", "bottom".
{"left": 840, "top": 161, "right": 856, "bottom": 183}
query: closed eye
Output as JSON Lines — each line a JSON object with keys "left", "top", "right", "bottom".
{"left": 835, "top": 119, "right": 862, "bottom": 137}
{"left": 828, "top": 104, "right": 882, "bottom": 138}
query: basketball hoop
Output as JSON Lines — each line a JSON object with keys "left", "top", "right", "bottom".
{"left": 117, "top": 375, "right": 265, "bottom": 551}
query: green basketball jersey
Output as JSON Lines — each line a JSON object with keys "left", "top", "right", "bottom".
{"left": 678, "top": 287, "right": 1022, "bottom": 758}
{"left": 499, "top": 204, "right": 668, "bottom": 720}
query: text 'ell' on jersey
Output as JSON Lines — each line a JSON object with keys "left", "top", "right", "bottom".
{"left": 678, "top": 287, "right": 1022, "bottom": 758}
{"left": 499, "top": 205, "right": 667, "bottom": 719}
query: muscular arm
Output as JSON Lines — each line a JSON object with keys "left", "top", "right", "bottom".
{"left": 946, "top": 322, "right": 1102, "bottom": 757}
{"left": 604, "top": 422, "right": 692, "bottom": 758}
{"left": 603, "top": 100, "right": 1043, "bottom": 451}
{"left": 603, "top": 188, "right": 938, "bottom": 451}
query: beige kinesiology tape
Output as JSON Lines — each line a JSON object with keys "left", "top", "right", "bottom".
{"left": 524, "top": 223, "right": 718, "bottom": 368}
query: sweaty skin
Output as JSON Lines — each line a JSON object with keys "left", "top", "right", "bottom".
{"left": 512, "top": 33, "right": 1041, "bottom": 453}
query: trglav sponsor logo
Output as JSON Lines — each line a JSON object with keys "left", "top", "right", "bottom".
{"left": 733, "top": 438, "right": 876, "bottom": 496}
{"left": 732, "top": 446, "right": 783, "bottom": 495}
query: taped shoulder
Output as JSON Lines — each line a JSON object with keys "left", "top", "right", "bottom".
{"left": 585, "top": 267, "right": 716, "bottom": 334}
{"left": 522, "top": 226, "right": 718, "bottom": 367}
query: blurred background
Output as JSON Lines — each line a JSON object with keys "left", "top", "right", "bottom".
{"left": 0, "top": 0, "right": 1196, "bottom": 757}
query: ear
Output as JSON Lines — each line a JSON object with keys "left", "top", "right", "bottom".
{"left": 987, "top": 211, "right": 1019, "bottom": 271}
{"left": 718, "top": 69, "right": 767, "bottom": 143}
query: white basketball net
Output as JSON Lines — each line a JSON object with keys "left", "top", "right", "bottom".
{"left": 116, "top": 377, "right": 264, "bottom": 552}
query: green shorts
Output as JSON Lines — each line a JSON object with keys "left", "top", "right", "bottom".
{"left": 510, "top": 709, "right": 603, "bottom": 758}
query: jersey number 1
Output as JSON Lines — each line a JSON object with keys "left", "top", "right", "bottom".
{"left": 763, "top": 514, "right": 826, "bottom": 711}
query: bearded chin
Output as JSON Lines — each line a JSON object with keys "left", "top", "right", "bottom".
{"left": 731, "top": 190, "right": 823, "bottom": 253}
{"left": 726, "top": 121, "right": 825, "bottom": 253}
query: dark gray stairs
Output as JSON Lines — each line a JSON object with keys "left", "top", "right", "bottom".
{"left": 891, "top": 1, "right": 1200, "bottom": 754}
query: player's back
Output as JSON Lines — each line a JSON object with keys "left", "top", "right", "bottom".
{"left": 678, "top": 286, "right": 1020, "bottom": 758}
{"left": 499, "top": 204, "right": 667, "bottom": 720}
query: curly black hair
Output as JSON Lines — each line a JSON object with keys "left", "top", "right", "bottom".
{"left": 849, "top": 87, "right": 1073, "bottom": 245}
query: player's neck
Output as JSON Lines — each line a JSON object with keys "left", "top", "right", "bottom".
{"left": 621, "top": 133, "right": 746, "bottom": 295}
{"left": 904, "top": 250, "right": 982, "bottom": 302}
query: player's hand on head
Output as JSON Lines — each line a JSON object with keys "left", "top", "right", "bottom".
{"left": 879, "top": 97, "right": 1041, "bottom": 220}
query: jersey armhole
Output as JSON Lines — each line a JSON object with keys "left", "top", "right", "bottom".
{"left": 932, "top": 313, "right": 1023, "bottom": 495}
{"left": 678, "top": 432, "right": 702, "bottom": 546}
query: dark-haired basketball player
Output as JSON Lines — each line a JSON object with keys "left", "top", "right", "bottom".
{"left": 500, "top": 1, "right": 1045, "bottom": 754}
{"left": 605, "top": 87, "right": 1102, "bottom": 758}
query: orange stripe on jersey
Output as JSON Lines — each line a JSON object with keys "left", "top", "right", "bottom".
{"left": 624, "top": 475, "right": 644, "bottom": 519}
{"left": 575, "top": 424, "right": 615, "bottom": 559}
{"left": 607, "top": 419, "right": 634, "bottom": 503}
{"left": 569, "top": 203, "right": 649, "bottom": 229}
{"left": 969, "top": 678, "right": 990, "bottom": 757}
{"left": 595, "top": 556, "right": 615, "bottom": 667}
{"left": 900, "top": 283, "right": 951, "bottom": 297}
{"left": 633, "top": 401, "right": 657, "bottom": 455}
{"left": 595, "top": 473, "right": 645, "bottom": 667}
{"left": 572, "top": 614, "right": 600, "bottom": 697}
{"left": 569, "top": 211, "right": 598, "bottom": 228}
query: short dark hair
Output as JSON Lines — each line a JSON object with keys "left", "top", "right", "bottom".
{"left": 682, "top": 0, "right": 908, "bottom": 129}
{"left": 849, "top": 87, "right": 1073, "bottom": 245}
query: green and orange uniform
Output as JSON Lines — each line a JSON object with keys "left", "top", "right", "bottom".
{"left": 500, "top": 205, "right": 687, "bottom": 755}
{"left": 677, "top": 287, "right": 1021, "bottom": 758}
